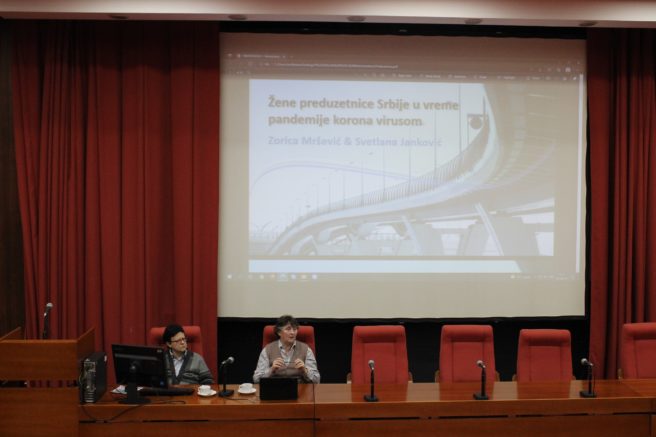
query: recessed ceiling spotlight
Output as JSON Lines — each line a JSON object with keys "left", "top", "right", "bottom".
{"left": 347, "top": 16, "right": 366, "bottom": 23}
{"left": 464, "top": 18, "right": 483, "bottom": 25}
{"left": 228, "top": 14, "right": 248, "bottom": 21}
{"left": 579, "top": 21, "right": 598, "bottom": 27}
{"left": 108, "top": 14, "right": 128, "bottom": 20}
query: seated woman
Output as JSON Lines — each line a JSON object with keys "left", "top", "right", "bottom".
{"left": 253, "top": 315, "right": 320, "bottom": 384}
{"left": 163, "top": 324, "right": 214, "bottom": 385}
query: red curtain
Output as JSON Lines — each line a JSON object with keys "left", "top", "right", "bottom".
{"left": 11, "top": 21, "right": 220, "bottom": 375}
{"left": 588, "top": 29, "right": 656, "bottom": 378}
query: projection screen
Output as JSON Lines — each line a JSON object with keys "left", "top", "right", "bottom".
{"left": 219, "top": 32, "right": 587, "bottom": 318}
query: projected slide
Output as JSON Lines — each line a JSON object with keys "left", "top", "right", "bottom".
{"left": 220, "top": 32, "right": 586, "bottom": 318}
{"left": 249, "top": 77, "right": 563, "bottom": 273}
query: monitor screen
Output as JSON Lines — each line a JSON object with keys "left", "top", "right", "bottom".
{"left": 111, "top": 344, "right": 168, "bottom": 392}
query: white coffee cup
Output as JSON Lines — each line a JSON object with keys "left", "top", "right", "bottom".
{"left": 198, "top": 384, "right": 212, "bottom": 395}
{"left": 239, "top": 383, "right": 253, "bottom": 392}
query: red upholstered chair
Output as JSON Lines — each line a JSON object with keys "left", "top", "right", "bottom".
{"left": 149, "top": 325, "right": 204, "bottom": 356}
{"left": 516, "top": 329, "right": 573, "bottom": 382}
{"left": 438, "top": 325, "right": 496, "bottom": 383}
{"left": 350, "top": 325, "right": 410, "bottom": 384}
{"left": 620, "top": 322, "right": 656, "bottom": 379}
{"left": 262, "top": 325, "right": 316, "bottom": 356}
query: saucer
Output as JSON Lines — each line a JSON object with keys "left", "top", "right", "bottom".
{"left": 197, "top": 389, "right": 217, "bottom": 397}
{"left": 238, "top": 387, "right": 257, "bottom": 395}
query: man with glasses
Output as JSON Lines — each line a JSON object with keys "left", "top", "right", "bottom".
{"left": 163, "top": 324, "right": 214, "bottom": 385}
{"left": 253, "top": 315, "right": 320, "bottom": 384}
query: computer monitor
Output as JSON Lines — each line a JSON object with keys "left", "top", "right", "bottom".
{"left": 111, "top": 343, "right": 168, "bottom": 404}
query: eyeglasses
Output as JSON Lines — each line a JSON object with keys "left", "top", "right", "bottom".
{"left": 170, "top": 337, "right": 187, "bottom": 344}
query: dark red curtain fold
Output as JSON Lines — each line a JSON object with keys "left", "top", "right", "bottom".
{"left": 11, "top": 21, "right": 220, "bottom": 375}
{"left": 588, "top": 28, "right": 656, "bottom": 378}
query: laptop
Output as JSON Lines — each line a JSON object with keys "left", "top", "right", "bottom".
{"left": 259, "top": 376, "right": 299, "bottom": 400}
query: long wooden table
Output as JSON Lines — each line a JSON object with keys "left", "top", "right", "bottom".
{"left": 79, "top": 383, "right": 315, "bottom": 436}
{"left": 79, "top": 380, "right": 655, "bottom": 436}
{"left": 314, "top": 381, "right": 651, "bottom": 437}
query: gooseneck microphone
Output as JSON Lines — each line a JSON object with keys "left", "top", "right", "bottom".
{"left": 579, "top": 358, "right": 596, "bottom": 398}
{"left": 218, "top": 356, "right": 235, "bottom": 397}
{"left": 364, "top": 359, "right": 378, "bottom": 402}
{"left": 42, "top": 302, "right": 53, "bottom": 339}
{"left": 473, "top": 359, "right": 489, "bottom": 400}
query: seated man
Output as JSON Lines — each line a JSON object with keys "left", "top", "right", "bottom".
{"left": 253, "top": 315, "right": 320, "bottom": 384}
{"left": 163, "top": 324, "right": 214, "bottom": 385}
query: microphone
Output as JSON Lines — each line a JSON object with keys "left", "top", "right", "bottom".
{"left": 364, "top": 359, "right": 378, "bottom": 402}
{"left": 218, "top": 356, "right": 235, "bottom": 397}
{"left": 42, "top": 302, "right": 53, "bottom": 339}
{"left": 221, "top": 356, "right": 235, "bottom": 367}
{"left": 473, "top": 359, "right": 489, "bottom": 400}
{"left": 579, "top": 357, "right": 596, "bottom": 398}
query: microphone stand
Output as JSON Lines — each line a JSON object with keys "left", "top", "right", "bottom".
{"left": 42, "top": 307, "right": 51, "bottom": 340}
{"left": 364, "top": 365, "right": 378, "bottom": 402}
{"left": 474, "top": 365, "right": 488, "bottom": 400}
{"left": 218, "top": 361, "right": 234, "bottom": 397}
{"left": 579, "top": 363, "right": 596, "bottom": 398}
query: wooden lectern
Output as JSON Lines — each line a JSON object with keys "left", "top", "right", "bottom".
{"left": 0, "top": 327, "right": 95, "bottom": 436}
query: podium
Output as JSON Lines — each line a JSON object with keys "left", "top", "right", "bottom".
{"left": 0, "top": 327, "right": 95, "bottom": 436}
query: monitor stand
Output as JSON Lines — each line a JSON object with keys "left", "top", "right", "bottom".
{"left": 119, "top": 361, "right": 150, "bottom": 404}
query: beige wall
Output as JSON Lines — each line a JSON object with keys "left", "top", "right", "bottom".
{"left": 1, "top": 0, "right": 655, "bottom": 28}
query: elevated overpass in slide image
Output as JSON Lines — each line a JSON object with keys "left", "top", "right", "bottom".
{"left": 259, "top": 86, "right": 562, "bottom": 258}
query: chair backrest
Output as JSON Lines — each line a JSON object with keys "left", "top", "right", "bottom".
{"left": 262, "top": 325, "right": 316, "bottom": 356}
{"left": 148, "top": 325, "right": 204, "bottom": 356}
{"left": 516, "top": 329, "right": 572, "bottom": 382}
{"left": 621, "top": 322, "right": 656, "bottom": 378}
{"left": 351, "top": 325, "right": 409, "bottom": 384}
{"left": 439, "top": 325, "right": 495, "bottom": 383}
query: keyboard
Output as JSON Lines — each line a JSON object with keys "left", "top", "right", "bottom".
{"left": 139, "top": 386, "right": 195, "bottom": 396}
